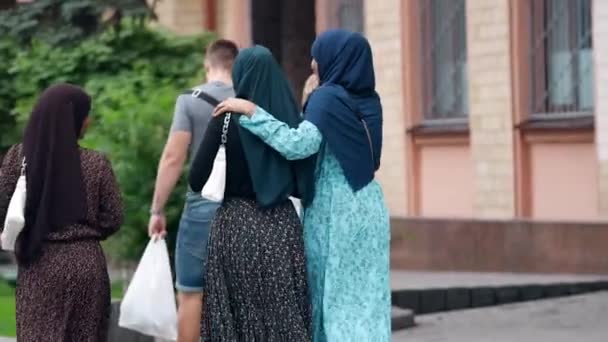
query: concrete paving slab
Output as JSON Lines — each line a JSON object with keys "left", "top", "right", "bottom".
{"left": 391, "top": 307, "right": 415, "bottom": 331}
{"left": 392, "top": 291, "right": 608, "bottom": 342}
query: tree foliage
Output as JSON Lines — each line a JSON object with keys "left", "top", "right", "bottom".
{"left": 0, "top": 0, "right": 155, "bottom": 46}
{"left": 0, "top": 21, "right": 214, "bottom": 261}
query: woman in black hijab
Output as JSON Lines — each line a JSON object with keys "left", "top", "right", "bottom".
{"left": 0, "top": 84, "right": 124, "bottom": 341}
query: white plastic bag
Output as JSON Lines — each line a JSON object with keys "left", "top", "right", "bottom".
{"left": 119, "top": 238, "right": 177, "bottom": 341}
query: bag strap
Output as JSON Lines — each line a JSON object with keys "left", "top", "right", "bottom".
{"left": 183, "top": 89, "right": 221, "bottom": 107}
{"left": 221, "top": 113, "right": 231, "bottom": 146}
{"left": 356, "top": 113, "right": 376, "bottom": 170}
{"left": 183, "top": 89, "right": 230, "bottom": 146}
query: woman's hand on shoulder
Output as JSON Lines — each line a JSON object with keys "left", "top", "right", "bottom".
{"left": 213, "top": 98, "right": 257, "bottom": 118}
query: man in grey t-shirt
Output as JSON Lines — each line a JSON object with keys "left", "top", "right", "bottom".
{"left": 148, "top": 40, "right": 237, "bottom": 342}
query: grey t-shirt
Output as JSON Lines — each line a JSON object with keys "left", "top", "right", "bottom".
{"left": 170, "top": 81, "right": 234, "bottom": 164}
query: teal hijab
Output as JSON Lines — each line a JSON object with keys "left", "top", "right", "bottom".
{"left": 233, "top": 45, "right": 316, "bottom": 207}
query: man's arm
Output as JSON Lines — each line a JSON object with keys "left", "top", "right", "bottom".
{"left": 151, "top": 132, "right": 191, "bottom": 213}
{"left": 149, "top": 95, "right": 192, "bottom": 237}
{"left": 148, "top": 132, "right": 190, "bottom": 238}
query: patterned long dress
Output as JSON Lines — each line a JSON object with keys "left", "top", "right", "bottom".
{"left": 240, "top": 107, "right": 391, "bottom": 342}
{"left": 0, "top": 144, "right": 123, "bottom": 341}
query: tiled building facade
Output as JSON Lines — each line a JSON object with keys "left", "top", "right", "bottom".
{"left": 157, "top": 0, "right": 608, "bottom": 273}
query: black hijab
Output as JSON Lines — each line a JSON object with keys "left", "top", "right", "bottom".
{"left": 19, "top": 84, "right": 90, "bottom": 264}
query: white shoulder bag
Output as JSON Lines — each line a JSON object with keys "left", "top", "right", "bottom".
{"left": 289, "top": 197, "right": 303, "bottom": 219}
{"left": 201, "top": 113, "right": 231, "bottom": 202}
{"left": 2, "top": 158, "right": 27, "bottom": 251}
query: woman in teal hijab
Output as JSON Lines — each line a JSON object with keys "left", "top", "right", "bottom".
{"left": 189, "top": 46, "right": 313, "bottom": 341}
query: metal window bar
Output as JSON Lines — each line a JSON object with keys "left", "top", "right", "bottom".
{"left": 419, "top": 0, "right": 469, "bottom": 121}
{"left": 529, "top": 0, "right": 593, "bottom": 117}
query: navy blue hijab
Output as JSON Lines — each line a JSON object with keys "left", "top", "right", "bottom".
{"left": 305, "top": 30, "right": 382, "bottom": 191}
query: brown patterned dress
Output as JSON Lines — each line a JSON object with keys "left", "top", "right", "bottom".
{"left": 0, "top": 144, "right": 123, "bottom": 341}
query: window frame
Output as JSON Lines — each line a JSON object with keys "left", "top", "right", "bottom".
{"left": 529, "top": 0, "right": 594, "bottom": 119}
{"left": 336, "top": 0, "right": 364, "bottom": 33}
{"left": 419, "top": 0, "right": 469, "bottom": 123}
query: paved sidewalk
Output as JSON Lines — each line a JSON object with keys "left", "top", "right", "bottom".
{"left": 393, "top": 291, "right": 608, "bottom": 342}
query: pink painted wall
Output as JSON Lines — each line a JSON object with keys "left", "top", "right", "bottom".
{"left": 216, "top": 0, "right": 252, "bottom": 48}
{"left": 419, "top": 145, "right": 474, "bottom": 217}
{"left": 530, "top": 143, "right": 599, "bottom": 221}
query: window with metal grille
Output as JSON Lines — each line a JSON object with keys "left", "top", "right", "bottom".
{"left": 337, "top": 0, "right": 364, "bottom": 33}
{"left": 420, "top": 0, "right": 468, "bottom": 121}
{"left": 530, "top": 0, "right": 593, "bottom": 116}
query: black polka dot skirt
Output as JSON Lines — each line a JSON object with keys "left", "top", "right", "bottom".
{"left": 201, "top": 198, "right": 311, "bottom": 342}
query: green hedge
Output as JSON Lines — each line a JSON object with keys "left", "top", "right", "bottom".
{"left": 0, "top": 24, "right": 214, "bottom": 261}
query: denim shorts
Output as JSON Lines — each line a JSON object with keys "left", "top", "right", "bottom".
{"left": 175, "top": 192, "right": 220, "bottom": 293}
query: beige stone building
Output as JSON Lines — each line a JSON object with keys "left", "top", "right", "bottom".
{"left": 157, "top": 0, "right": 608, "bottom": 274}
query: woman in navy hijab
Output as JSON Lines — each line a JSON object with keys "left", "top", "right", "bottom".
{"left": 213, "top": 30, "right": 390, "bottom": 341}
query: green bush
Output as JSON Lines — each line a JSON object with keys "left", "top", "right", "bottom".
{"left": 0, "top": 0, "right": 153, "bottom": 46}
{"left": 0, "top": 39, "right": 20, "bottom": 153}
{"left": 82, "top": 73, "right": 188, "bottom": 261}
{"left": 1, "top": 23, "right": 214, "bottom": 261}
{"left": 0, "top": 0, "right": 154, "bottom": 155}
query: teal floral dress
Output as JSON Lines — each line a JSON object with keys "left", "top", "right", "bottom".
{"left": 240, "top": 107, "right": 391, "bottom": 342}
